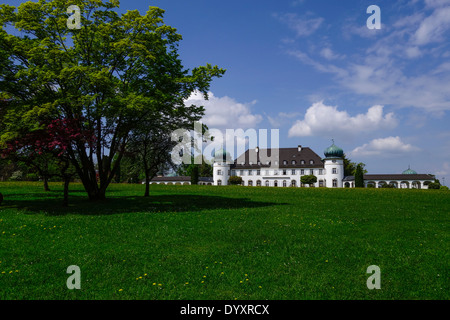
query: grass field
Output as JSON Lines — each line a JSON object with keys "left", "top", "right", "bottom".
{"left": 0, "top": 181, "right": 448, "bottom": 300}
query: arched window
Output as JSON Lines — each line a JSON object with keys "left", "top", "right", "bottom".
{"left": 292, "top": 160, "right": 296, "bottom": 165}
{"left": 283, "top": 160, "right": 288, "bottom": 165}
{"left": 256, "top": 180, "right": 262, "bottom": 187}
{"left": 248, "top": 180, "right": 253, "bottom": 186}
{"left": 274, "top": 180, "right": 278, "bottom": 187}
{"left": 291, "top": 180, "right": 297, "bottom": 187}
{"left": 310, "top": 160, "right": 314, "bottom": 164}
{"left": 282, "top": 180, "right": 287, "bottom": 187}
{"left": 217, "top": 180, "right": 222, "bottom": 186}
{"left": 301, "top": 160, "right": 305, "bottom": 165}
{"left": 332, "top": 179, "right": 337, "bottom": 187}
{"left": 265, "top": 180, "right": 270, "bottom": 187}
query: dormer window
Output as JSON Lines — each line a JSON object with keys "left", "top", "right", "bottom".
{"left": 310, "top": 160, "right": 314, "bottom": 165}
{"left": 283, "top": 160, "right": 288, "bottom": 165}
{"left": 301, "top": 160, "right": 305, "bottom": 165}
{"left": 292, "top": 160, "right": 296, "bottom": 165}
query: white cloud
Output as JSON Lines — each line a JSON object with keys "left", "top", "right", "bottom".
{"left": 413, "top": 6, "right": 450, "bottom": 45}
{"left": 288, "top": 101, "right": 397, "bottom": 138}
{"left": 320, "top": 47, "right": 344, "bottom": 60}
{"left": 184, "top": 91, "right": 263, "bottom": 130}
{"left": 350, "top": 136, "right": 420, "bottom": 157}
{"left": 274, "top": 13, "right": 324, "bottom": 37}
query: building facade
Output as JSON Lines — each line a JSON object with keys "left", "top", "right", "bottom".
{"left": 213, "top": 142, "right": 345, "bottom": 188}
{"left": 213, "top": 142, "right": 435, "bottom": 189}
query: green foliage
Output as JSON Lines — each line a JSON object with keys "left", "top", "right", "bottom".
{"left": 440, "top": 185, "right": 449, "bottom": 191}
{"left": 300, "top": 174, "right": 317, "bottom": 186}
{"left": 228, "top": 176, "right": 243, "bottom": 185}
{"left": 0, "top": 0, "right": 225, "bottom": 200}
{"left": 354, "top": 163, "right": 365, "bottom": 188}
{"left": 428, "top": 182, "right": 441, "bottom": 189}
{"left": 343, "top": 154, "right": 367, "bottom": 176}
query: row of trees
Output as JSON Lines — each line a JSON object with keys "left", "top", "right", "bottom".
{"left": 0, "top": 0, "right": 225, "bottom": 204}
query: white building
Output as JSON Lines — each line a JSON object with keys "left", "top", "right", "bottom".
{"left": 213, "top": 142, "right": 345, "bottom": 188}
{"left": 213, "top": 142, "right": 435, "bottom": 189}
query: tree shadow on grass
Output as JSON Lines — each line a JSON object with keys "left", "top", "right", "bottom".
{"left": 1, "top": 193, "right": 285, "bottom": 216}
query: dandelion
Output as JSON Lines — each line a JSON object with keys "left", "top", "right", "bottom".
{"left": 119, "top": 289, "right": 123, "bottom": 292}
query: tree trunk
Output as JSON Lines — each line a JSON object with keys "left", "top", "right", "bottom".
{"left": 43, "top": 176, "right": 50, "bottom": 192}
{"left": 144, "top": 174, "right": 150, "bottom": 197}
{"left": 62, "top": 177, "right": 70, "bottom": 207}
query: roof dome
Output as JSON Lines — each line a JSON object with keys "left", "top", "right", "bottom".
{"left": 214, "top": 148, "right": 230, "bottom": 162}
{"left": 402, "top": 166, "right": 417, "bottom": 175}
{"left": 324, "top": 141, "right": 344, "bottom": 158}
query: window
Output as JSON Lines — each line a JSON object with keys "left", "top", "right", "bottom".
{"left": 310, "top": 160, "right": 314, "bottom": 164}
{"left": 301, "top": 169, "right": 305, "bottom": 175}
{"left": 256, "top": 180, "right": 261, "bottom": 186}
{"left": 319, "top": 169, "right": 323, "bottom": 175}
{"left": 274, "top": 180, "right": 278, "bottom": 187}
{"left": 240, "top": 170, "right": 244, "bottom": 176}
{"left": 217, "top": 170, "right": 222, "bottom": 175}
{"left": 248, "top": 180, "right": 253, "bottom": 186}
{"left": 249, "top": 170, "right": 253, "bottom": 176}
{"left": 265, "top": 180, "right": 270, "bottom": 187}
{"left": 292, "top": 169, "right": 296, "bottom": 175}
{"left": 332, "top": 168, "right": 337, "bottom": 174}
{"left": 332, "top": 179, "right": 338, "bottom": 188}
{"left": 282, "top": 180, "right": 287, "bottom": 187}
{"left": 310, "top": 170, "right": 314, "bottom": 175}
{"left": 291, "top": 180, "right": 297, "bottom": 187}
{"left": 256, "top": 170, "right": 260, "bottom": 176}
{"left": 283, "top": 160, "right": 288, "bottom": 165}
{"left": 217, "top": 180, "right": 222, "bottom": 186}
{"left": 301, "top": 160, "right": 305, "bottom": 165}
{"left": 283, "top": 170, "right": 287, "bottom": 175}
{"left": 292, "top": 160, "right": 297, "bottom": 165}
{"left": 319, "top": 180, "right": 324, "bottom": 187}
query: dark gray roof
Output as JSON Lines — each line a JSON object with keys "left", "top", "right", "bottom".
{"left": 231, "top": 147, "right": 324, "bottom": 169}
{"left": 343, "top": 174, "right": 435, "bottom": 181}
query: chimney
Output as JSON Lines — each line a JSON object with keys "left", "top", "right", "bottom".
{"left": 298, "top": 145, "right": 302, "bottom": 152}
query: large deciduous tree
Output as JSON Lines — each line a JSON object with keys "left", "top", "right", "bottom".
{"left": 0, "top": 0, "right": 224, "bottom": 200}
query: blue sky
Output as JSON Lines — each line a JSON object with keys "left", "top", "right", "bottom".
{"left": 4, "top": 0, "right": 450, "bottom": 184}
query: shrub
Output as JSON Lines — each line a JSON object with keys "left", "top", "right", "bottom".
{"left": 228, "top": 176, "right": 243, "bottom": 185}
{"left": 440, "top": 185, "right": 449, "bottom": 191}
{"left": 428, "top": 182, "right": 441, "bottom": 190}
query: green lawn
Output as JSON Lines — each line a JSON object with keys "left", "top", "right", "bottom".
{"left": 0, "top": 182, "right": 448, "bottom": 300}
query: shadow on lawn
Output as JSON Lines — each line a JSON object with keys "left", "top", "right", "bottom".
{"left": 2, "top": 193, "right": 284, "bottom": 216}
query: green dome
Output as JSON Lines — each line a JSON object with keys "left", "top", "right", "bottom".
{"left": 324, "top": 141, "right": 344, "bottom": 158}
{"left": 214, "top": 148, "right": 230, "bottom": 162}
{"left": 402, "top": 166, "right": 417, "bottom": 175}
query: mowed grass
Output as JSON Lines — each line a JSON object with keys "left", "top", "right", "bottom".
{"left": 0, "top": 181, "right": 448, "bottom": 300}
